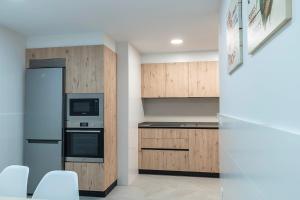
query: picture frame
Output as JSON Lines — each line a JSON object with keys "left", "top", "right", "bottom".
{"left": 248, "top": 0, "right": 292, "bottom": 54}
{"left": 226, "top": 0, "right": 243, "bottom": 73}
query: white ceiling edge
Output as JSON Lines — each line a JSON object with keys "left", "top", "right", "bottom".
{"left": 141, "top": 51, "right": 219, "bottom": 64}
{"left": 26, "top": 32, "right": 116, "bottom": 52}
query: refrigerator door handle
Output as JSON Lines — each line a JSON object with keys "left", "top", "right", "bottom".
{"left": 26, "top": 139, "right": 60, "bottom": 144}
{"left": 65, "top": 130, "right": 102, "bottom": 133}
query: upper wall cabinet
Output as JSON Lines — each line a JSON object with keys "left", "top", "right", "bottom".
{"left": 141, "top": 61, "right": 219, "bottom": 98}
{"left": 26, "top": 45, "right": 105, "bottom": 93}
{"left": 165, "top": 63, "right": 189, "bottom": 97}
{"left": 188, "top": 61, "right": 219, "bottom": 97}
{"left": 141, "top": 63, "right": 166, "bottom": 98}
{"left": 65, "top": 46, "right": 104, "bottom": 93}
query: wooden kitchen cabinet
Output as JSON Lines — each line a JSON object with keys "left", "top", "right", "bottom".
{"left": 165, "top": 63, "right": 189, "bottom": 97}
{"left": 65, "top": 162, "right": 104, "bottom": 191}
{"left": 141, "top": 63, "right": 166, "bottom": 98}
{"left": 188, "top": 129, "right": 219, "bottom": 173}
{"left": 140, "top": 150, "right": 189, "bottom": 171}
{"left": 138, "top": 128, "right": 219, "bottom": 175}
{"left": 26, "top": 45, "right": 105, "bottom": 93}
{"left": 65, "top": 46, "right": 104, "bottom": 93}
{"left": 188, "top": 61, "right": 219, "bottom": 97}
{"left": 140, "top": 128, "right": 189, "bottom": 149}
{"left": 141, "top": 61, "right": 219, "bottom": 98}
{"left": 103, "top": 46, "right": 117, "bottom": 190}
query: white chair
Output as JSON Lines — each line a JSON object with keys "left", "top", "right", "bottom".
{"left": 0, "top": 165, "right": 29, "bottom": 198}
{"left": 32, "top": 170, "right": 79, "bottom": 200}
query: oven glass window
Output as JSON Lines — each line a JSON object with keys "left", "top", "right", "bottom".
{"left": 71, "top": 133, "right": 98, "bottom": 157}
{"left": 66, "top": 132, "right": 104, "bottom": 158}
{"left": 70, "top": 99, "right": 99, "bottom": 116}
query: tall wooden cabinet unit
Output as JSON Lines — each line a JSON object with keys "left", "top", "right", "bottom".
{"left": 102, "top": 47, "right": 117, "bottom": 190}
{"left": 141, "top": 61, "right": 219, "bottom": 98}
{"left": 26, "top": 45, "right": 117, "bottom": 195}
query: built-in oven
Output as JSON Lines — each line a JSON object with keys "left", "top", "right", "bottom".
{"left": 66, "top": 93, "right": 104, "bottom": 128}
{"left": 64, "top": 128, "right": 104, "bottom": 163}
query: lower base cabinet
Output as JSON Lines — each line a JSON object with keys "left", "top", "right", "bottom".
{"left": 140, "top": 150, "right": 189, "bottom": 171}
{"left": 65, "top": 162, "right": 104, "bottom": 191}
{"left": 138, "top": 128, "right": 219, "bottom": 175}
{"left": 188, "top": 129, "right": 219, "bottom": 173}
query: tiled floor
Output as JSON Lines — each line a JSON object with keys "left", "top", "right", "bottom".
{"left": 81, "top": 175, "right": 221, "bottom": 200}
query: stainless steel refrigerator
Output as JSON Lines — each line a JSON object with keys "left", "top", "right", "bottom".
{"left": 24, "top": 62, "right": 64, "bottom": 194}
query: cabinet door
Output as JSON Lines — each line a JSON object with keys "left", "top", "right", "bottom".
{"left": 188, "top": 61, "right": 219, "bottom": 97}
{"left": 26, "top": 46, "right": 104, "bottom": 94}
{"left": 140, "top": 150, "right": 189, "bottom": 171}
{"left": 141, "top": 64, "right": 166, "bottom": 98}
{"left": 188, "top": 129, "right": 219, "bottom": 173}
{"left": 66, "top": 46, "right": 104, "bottom": 93}
{"left": 165, "top": 63, "right": 189, "bottom": 97}
{"left": 65, "top": 162, "right": 104, "bottom": 191}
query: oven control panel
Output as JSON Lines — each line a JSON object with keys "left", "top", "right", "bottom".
{"left": 65, "top": 120, "right": 103, "bottom": 129}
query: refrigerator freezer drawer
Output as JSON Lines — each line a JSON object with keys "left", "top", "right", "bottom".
{"left": 24, "top": 140, "right": 63, "bottom": 194}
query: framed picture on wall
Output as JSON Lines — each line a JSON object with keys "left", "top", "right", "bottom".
{"left": 248, "top": 0, "right": 292, "bottom": 54}
{"left": 226, "top": 0, "right": 243, "bottom": 73}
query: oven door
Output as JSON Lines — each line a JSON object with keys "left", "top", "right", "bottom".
{"left": 64, "top": 129, "right": 104, "bottom": 163}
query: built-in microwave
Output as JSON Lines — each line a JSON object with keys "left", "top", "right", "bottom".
{"left": 66, "top": 93, "right": 104, "bottom": 128}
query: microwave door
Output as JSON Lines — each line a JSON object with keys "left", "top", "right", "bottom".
{"left": 70, "top": 99, "right": 99, "bottom": 116}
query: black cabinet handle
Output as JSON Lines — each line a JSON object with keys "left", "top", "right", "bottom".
{"left": 141, "top": 148, "right": 189, "bottom": 151}
{"left": 27, "top": 139, "right": 60, "bottom": 144}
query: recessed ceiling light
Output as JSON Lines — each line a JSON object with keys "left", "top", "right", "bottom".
{"left": 171, "top": 39, "right": 183, "bottom": 45}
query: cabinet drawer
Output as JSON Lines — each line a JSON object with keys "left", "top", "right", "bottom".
{"left": 139, "top": 150, "right": 189, "bottom": 171}
{"left": 141, "top": 138, "right": 188, "bottom": 149}
{"left": 140, "top": 128, "right": 189, "bottom": 139}
{"left": 140, "top": 129, "right": 189, "bottom": 149}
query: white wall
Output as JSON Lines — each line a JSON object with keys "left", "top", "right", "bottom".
{"left": 219, "top": 0, "right": 300, "bottom": 199}
{"left": 0, "top": 26, "right": 25, "bottom": 171}
{"left": 117, "top": 42, "right": 144, "bottom": 185}
{"left": 26, "top": 32, "right": 116, "bottom": 52}
{"left": 219, "top": 0, "right": 299, "bottom": 133}
{"left": 128, "top": 45, "right": 144, "bottom": 184}
{"left": 116, "top": 42, "right": 129, "bottom": 185}
{"left": 141, "top": 51, "right": 219, "bottom": 122}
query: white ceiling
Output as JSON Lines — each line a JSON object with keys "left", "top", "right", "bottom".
{"left": 0, "top": 0, "right": 220, "bottom": 53}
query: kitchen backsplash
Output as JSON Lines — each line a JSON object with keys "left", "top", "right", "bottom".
{"left": 142, "top": 98, "right": 219, "bottom": 122}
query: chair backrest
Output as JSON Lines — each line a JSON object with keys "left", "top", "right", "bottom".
{"left": 32, "top": 170, "right": 79, "bottom": 200}
{"left": 0, "top": 165, "right": 29, "bottom": 198}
